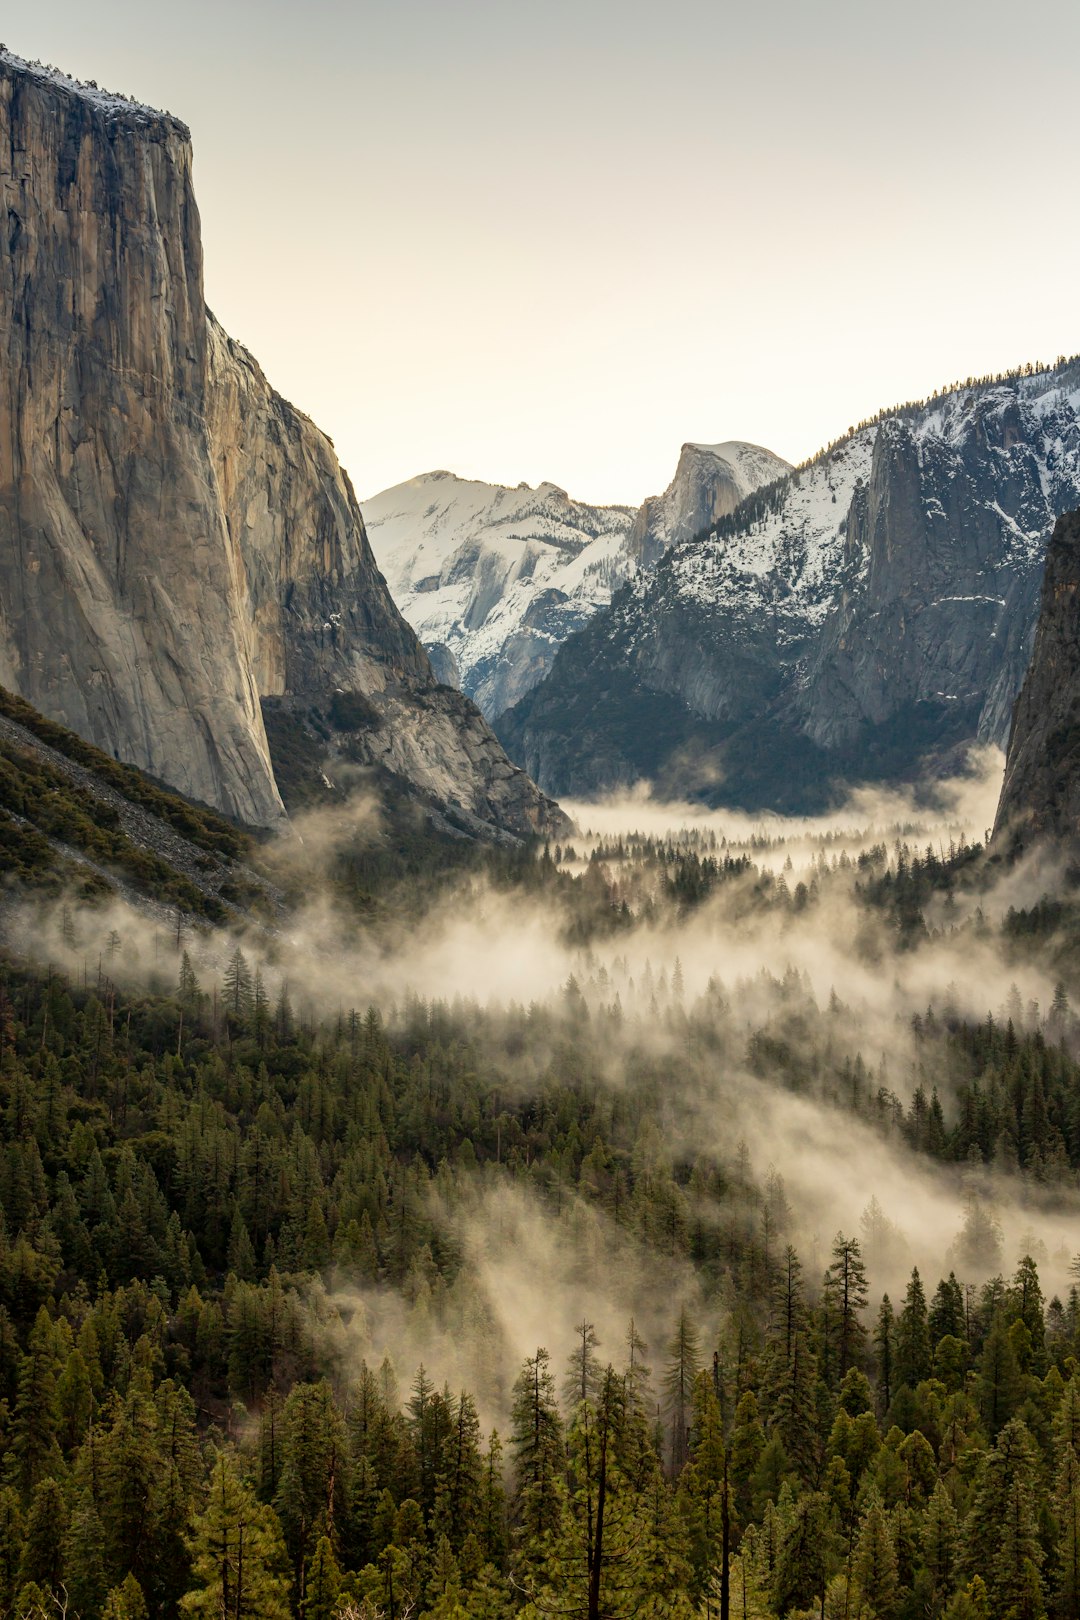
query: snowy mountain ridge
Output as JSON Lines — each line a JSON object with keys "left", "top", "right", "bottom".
{"left": 497, "top": 359, "right": 1080, "bottom": 809}
{"left": 363, "top": 441, "right": 790, "bottom": 718}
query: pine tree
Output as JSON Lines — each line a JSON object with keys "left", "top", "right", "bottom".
{"left": 770, "top": 1329, "right": 819, "bottom": 1482}
{"left": 921, "top": 1478, "right": 960, "bottom": 1612}
{"left": 664, "top": 1310, "right": 702, "bottom": 1475}
{"left": 1054, "top": 1381, "right": 1080, "bottom": 1620}
{"left": 875, "top": 1294, "right": 896, "bottom": 1411}
{"left": 436, "top": 1392, "right": 483, "bottom": 1553}
{"left": 772, "top": 1490, "right": 833, "bottom": 1617}
{"left": 730, "top": 1390, "right": 765, "bottom": 1524}
{"left": 966, "top": 1417, "right": 1046, "bottom": 1619}
{"left": 102, "top": 1574, "right": 149, "bottom": 1620}
{"left": 853, "top": 1490, "right": 898, "bottom": 1618}
{"left": 178, "top": 952, "right": 201, "bottom": 1011}
{"left": 525, "top": 1367, "right": 693, "bottom": 1620}
{"left": 227, "top": 1208, "right": 258, "bottom": 1282}
{"left": 479, "top": 1429, "right": 508, "bottom": 1573}
{"left": 1009, "top": 1257, "right": 1047, "bottom": 1374}
{"left": 896, "top": 1267, "right": 931, "bottom": 1390}
{"left": 509, "top": 1349, "right": 563, "bottom": 1548}
{"left": 62, "top": 1491, "right": 108, "bottom": 1620}
{"left": 274, "top": 1381, "right": 348, "bottom": 1584}
{"left": 55, "top": 1347, "right": 94, "bottom": 1455}
{"left": 10, "top": 1307, "right": 61, "bottom": 1495}
{"left": 223, "top": 948, "right": 254, "bottom": 1022}
{"left": 17, "top": 1477, "right": 67, "bottom": 1595}
{"left": 822, "top": 1234, "right": 869, "bottom": 1385}
{"left": 978, "top": 1315, "right": 1025, "bottom": 1437}
{"left": 1054, "top": 1441, "right": 1080, "bottom": 1620}
{"left": 929, "top": 1273, "right": 967, "bottom": 1346}
{"left": 301, "top": 1537, "right": 341, "bottom": 1620}
{"left": 181, "top": 1455, "right": 290, "bottom": 1620}
{"left": 0, "top": 1489, "right": 26, "bottom": 1615}
{"left": 563, "top": 1321, "right": 602, "bottom": 1412}
{"left": 153, "top": 1379, "right": 204, "bottom": 1612}
{"left": 96, "top": 1376, "right": 164, "bottom": 1596}
{"left": 622, "top": 1318, "right": 652, "bottom": 1424}
{"left": 679, "top": 1374, "right": 729, "bottom": 1615}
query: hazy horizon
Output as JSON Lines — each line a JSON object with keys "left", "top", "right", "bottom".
{"left": 12, "top": 0, "right": 1080, "bottom": 505}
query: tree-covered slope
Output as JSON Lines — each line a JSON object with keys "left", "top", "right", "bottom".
{"left": 3, "top": 821, "right": 1080, "bottom": 1617}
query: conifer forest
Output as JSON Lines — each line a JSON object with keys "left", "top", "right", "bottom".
{"left": 3, "top": 792, "right": 1080, "bottom": 1620}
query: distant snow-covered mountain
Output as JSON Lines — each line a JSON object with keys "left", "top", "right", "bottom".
{"left": 497, "top": 360, "right": 1080, "bottom": 810}
{"left": 361, "top": 473, "right": 635, "bottom": 717}
{"left": 362, "top": 442, "right": 790, "bottom": 718}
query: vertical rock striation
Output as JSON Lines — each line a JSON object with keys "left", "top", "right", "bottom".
{"left": 0, "top": 55, "right": 283, "bottom": 824}
{"left": 0, "top": 50, "right": 564, "bottom": 838}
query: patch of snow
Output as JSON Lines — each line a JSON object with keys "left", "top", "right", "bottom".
{"left": 0, "top": 45, "right": 184, "bottom": 132}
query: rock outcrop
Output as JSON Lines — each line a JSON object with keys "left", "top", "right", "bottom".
{"left": 0, "top": 49, "right": 564, "bottom": 839}
{"left": 993, "top": 509, "right": 1080, "bottom": 852}
{"left": 626, "top": 441, "right": 791, "bottom": 568}
{"left": 500, "top": 363, "right": 1080, "bottom": 810}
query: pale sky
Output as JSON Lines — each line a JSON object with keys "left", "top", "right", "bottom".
{"left": 14, "top": 0, "right": 1080, "bottom": 505}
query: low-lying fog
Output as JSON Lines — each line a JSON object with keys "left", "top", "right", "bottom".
{"left": 12, "top": 741, "right": 1080, "bottom": 1412}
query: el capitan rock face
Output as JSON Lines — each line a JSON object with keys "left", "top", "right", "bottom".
{"left": 499, "top": 363, "right": 1080, "bottom": 810}
{"left": 0, "top": 57, "right": 282, "bottom": 825}
{"left": 993, "top": 509, "right": 1080, "bottom": 852}
{"left": 0, "top": 50, "right": 563, "bottom": 839}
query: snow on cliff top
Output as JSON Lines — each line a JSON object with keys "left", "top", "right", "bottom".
{"left": 685, "top": 440, "right": 792, "bottom": 489}
{"left": 0, "top": 46, "right": 185, "bottom": 133}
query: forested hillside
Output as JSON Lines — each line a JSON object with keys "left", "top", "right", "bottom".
{"left": 3, "top": 810, "right": 1080, "bottom": 1620}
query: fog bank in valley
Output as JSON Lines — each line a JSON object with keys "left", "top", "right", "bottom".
{"left": 10, "top": 741, "right": 1080, "bottom": 1411}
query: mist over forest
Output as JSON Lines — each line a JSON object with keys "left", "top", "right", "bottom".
{"left": 6, "top": 733, "right": 1080, "bottom": 1619}
{"left": 5, "top": 23, "right": 1080, "bottom": 1620}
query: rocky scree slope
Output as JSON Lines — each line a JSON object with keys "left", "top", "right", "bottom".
{"left": 993, "top": 508, "right": 1080, "bottom": 854}
{"left": 498, "top": 362, "right": 1080, "bottom": 809}
{"left": 362, "top": 443, "right": 788, "bottom": 721}
{"left": 0, "top": 49, "right": 564, "bottom": 841}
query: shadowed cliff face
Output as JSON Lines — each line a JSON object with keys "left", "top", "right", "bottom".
{"left": 797, "top": 394, "right": 1078, "bottom": 751}
{"left": 993, "top": 509, "right": 1080, "bottom": 852}
{"left": 0, "top": 51, "right": 564, "bottom": 839}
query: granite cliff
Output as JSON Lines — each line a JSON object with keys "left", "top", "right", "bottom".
{"left": 993, "top": 509, "right": 1080, "bottom": 853}
{"left": 0, "top": 49, "right": 563, "bottom": 839}
{"left": 626, "top": 440, "right": 791, "bottom": 569}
